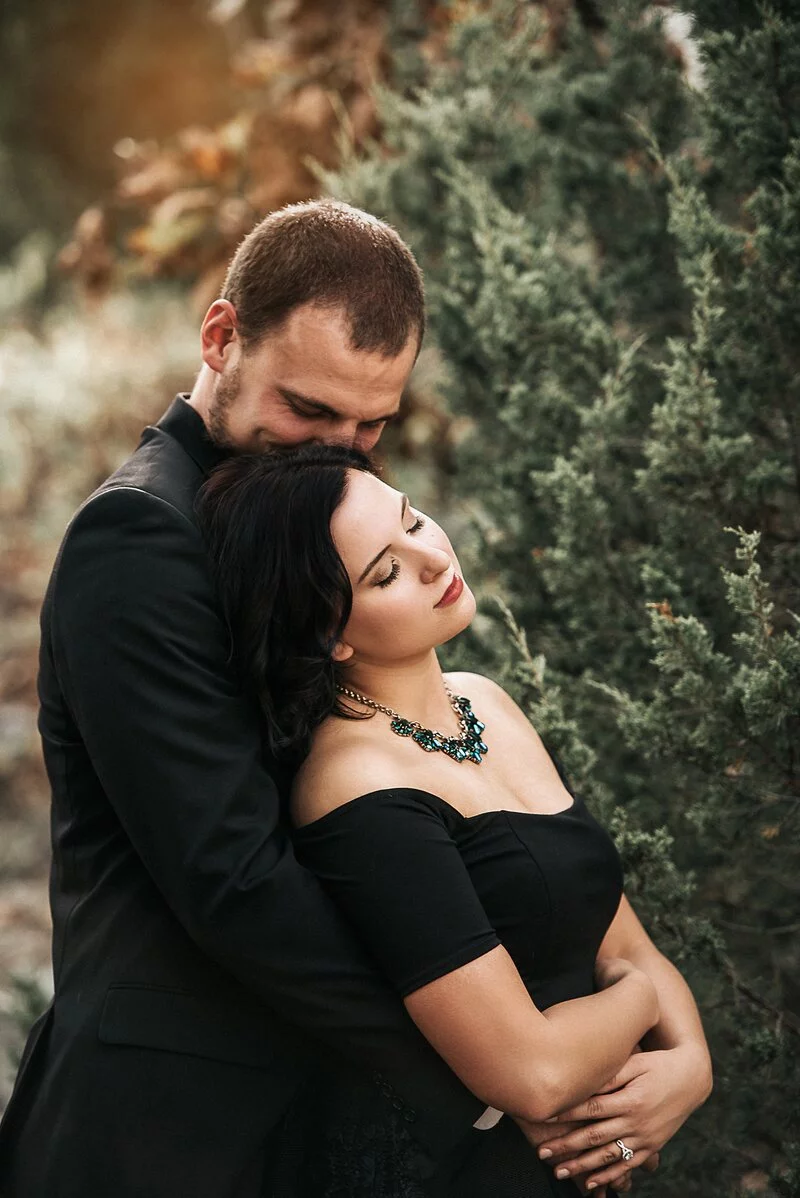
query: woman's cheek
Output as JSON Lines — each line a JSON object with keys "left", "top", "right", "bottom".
{"left": 366, "top": 587, "right": 416, "bottom": 645}
{"left": 395, "top": 578, "right": 426, "bottom": 622}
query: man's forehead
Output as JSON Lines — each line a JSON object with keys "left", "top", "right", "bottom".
{"left": 260, "top": 304, "right": 417, "bottom": 383}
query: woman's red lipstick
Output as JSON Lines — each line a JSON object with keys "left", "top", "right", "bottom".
{"left": 435, "top": 574, "right": 463, "bottom": 608}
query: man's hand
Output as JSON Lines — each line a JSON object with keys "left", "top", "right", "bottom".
{"left": 532, "top": 1045, "right": 711, "bottom": 1191}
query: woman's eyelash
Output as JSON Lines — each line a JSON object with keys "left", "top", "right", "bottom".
{"left": 373, "top": 515, "right": 426, "bottom": 587}
{"left": 376, "top": 561, "right": 400, "bottom": 588}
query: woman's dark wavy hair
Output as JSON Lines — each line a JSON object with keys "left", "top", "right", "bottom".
{"left": 196, "top": 444, "right": 378, "bottom": 759}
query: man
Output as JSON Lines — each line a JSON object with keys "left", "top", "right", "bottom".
{"left": 0, "top": 201, "right": 487, "bottom": 1197}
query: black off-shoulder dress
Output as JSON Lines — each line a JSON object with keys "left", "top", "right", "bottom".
{"left": 269, "top": 763, "right": 624, "bottom": 1198}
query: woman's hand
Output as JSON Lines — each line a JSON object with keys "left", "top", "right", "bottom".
{"left": 516, "top": 1114, "right": 635, "bottom": 1197}
{"left": 534, "top": 1044, "right": 713, "bottom": 1191}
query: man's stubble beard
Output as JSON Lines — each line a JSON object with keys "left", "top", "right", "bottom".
{"left": 205, "top": 360, "right": 357, "bottom": 456}
{"left": 206, "top": 362, "right": 242, "bottom": 451}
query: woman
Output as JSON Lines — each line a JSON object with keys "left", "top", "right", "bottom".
{"left": 197, "top": 444, "right": 711, "bottom": 1197}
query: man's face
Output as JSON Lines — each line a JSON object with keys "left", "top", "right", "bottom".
{"left": 205, "top": 302, "right": 419, "bottom": 454}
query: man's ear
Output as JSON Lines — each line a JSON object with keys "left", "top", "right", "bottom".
{"left": 200, "top": 299, "right": 239, "bottom": 373}
{"left": 332, "top": 640, "right": 354, "bottom": 664}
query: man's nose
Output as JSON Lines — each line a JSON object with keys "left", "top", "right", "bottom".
{"left": 353, "top": 427, "right": 383, "bottom": 452}
{"left": 316, "top": 425, "right": 358, "bottom": 450}
{"left": 323, "top": 422, "right": 361, "bottom": 449}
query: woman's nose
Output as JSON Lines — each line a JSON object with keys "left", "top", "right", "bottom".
{"left": 419, "top": 546, "right": 451, "bottom": 583}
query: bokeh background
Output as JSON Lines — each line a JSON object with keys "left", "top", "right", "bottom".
{"left": 1, "top": 2, "right": 798, "bottom": 1194}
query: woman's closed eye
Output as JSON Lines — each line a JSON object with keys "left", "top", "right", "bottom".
{"left": 373, "top": 514, "right": 426, "bottom": 588}
{"left": 375, "top": 560, "right": 400, "bottom": 588}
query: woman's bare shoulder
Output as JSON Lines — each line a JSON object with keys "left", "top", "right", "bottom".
{"left": 446, "top": 671, "right": 532, "bottom": 719}
{"left": 444, "top": 670, "right": 505, "bottom": 700}
{"left": 291, "top": 720, "right": 412, "bottom": 829}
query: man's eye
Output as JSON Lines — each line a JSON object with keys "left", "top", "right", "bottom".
{"left": 375, "top": 560, "right": 400, "bottom": 588}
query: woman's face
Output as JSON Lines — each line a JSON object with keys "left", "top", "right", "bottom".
{"left": 330, "top": 469, "right": 476, "bottom": 665}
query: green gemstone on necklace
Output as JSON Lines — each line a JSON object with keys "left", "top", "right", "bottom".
{"left": 413, "top": 730, "right": 443, "bottom": 751}
{"left": 337, "top": 683, "right": 488, "bottom": 765}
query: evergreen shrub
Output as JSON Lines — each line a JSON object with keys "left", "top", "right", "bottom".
{"left": 328, "top": 2, "right": 800, "bottom": 1192}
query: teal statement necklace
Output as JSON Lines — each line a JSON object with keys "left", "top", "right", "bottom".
{"left": 335, "top": 682, "right": 488, "bottom": 764}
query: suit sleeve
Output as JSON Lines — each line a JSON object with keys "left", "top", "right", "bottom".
{"left": 49, "top": 485, "right": 484, "bottom": 1157}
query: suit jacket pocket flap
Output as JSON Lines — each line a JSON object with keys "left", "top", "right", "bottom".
{"left": 98, "top": 985, "right": 275, "bottom": 1069}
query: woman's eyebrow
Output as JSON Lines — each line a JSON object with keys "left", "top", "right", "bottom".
{"left": 357, "top": 495, "right": 409, "bottom": 583}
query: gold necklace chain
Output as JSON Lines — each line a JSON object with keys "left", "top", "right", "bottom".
{"left": 335, "top": 681, "right": 471, "bottom": 742}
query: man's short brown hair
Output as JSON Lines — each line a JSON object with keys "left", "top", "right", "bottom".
{"left": 221, "top": 199, "right": 425, "bottom": 357}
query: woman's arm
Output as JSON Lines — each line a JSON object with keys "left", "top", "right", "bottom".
{"left": 532, "top": 895, "right": 712, "bottom": 1189}
{"left": 600, "top": 896, "right": 711, "bottom": 1067}
{"left": 292, "top": 766, "right": 659, "bottom": 1128}
{"left": 405, "top": 946, "right": 659, "bottom": 1123}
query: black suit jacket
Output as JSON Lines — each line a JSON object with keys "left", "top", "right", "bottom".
{"left": 0, "top": 397, "right": 482, "bottom": 1198}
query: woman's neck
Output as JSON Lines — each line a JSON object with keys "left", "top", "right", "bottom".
{"left": 337, "top": 652, "right": 461, "bottom": 732}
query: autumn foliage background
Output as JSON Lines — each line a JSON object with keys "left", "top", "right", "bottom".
{"left": 1, "top": 2, "right": 798, "bottom": 1195}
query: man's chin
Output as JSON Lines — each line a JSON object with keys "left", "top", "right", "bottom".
{"left": 236, "top": 434, "right": 336, "bottom": 455}
{"left": 207, "top": 422, "right": 275, "bottom": 455}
